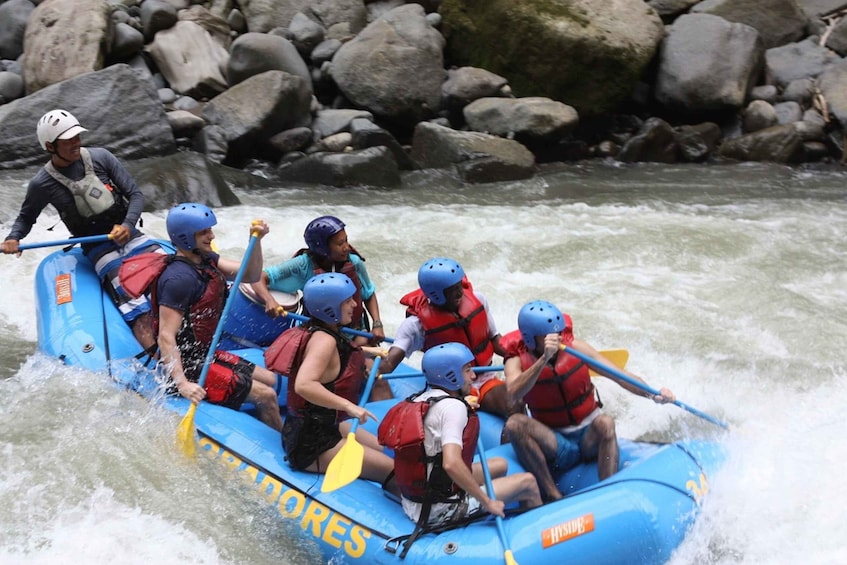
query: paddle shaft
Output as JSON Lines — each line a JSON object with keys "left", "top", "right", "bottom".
{"left": 560, "top": 345, "right": 729, "bottom": 430}
{"left": 476, "top": 436, "right": 519, "bottom": 565}
{"left": 350, "top": 356, "right": 381, "bottom": 434}
{"left": 18, "top": 234, "right": 112, "bottom": 251}
{"left": 279, "top": 309, "right": 394, "bottom": 343}
{"left": 197, "top": 232, "right": 261, "bottom": 388}
{"left": 380, "top": 348, "right": 628, "bottom": 379}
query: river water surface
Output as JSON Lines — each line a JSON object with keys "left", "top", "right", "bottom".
{"left": 0, "top": 161, "right": 844, "bottom": 564}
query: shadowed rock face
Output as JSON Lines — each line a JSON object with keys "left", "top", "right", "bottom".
{"left": 440, "top": 0, "right": 664, "bottom": 116}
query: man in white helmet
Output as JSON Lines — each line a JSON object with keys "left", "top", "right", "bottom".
{"left": 1, "top": 109, "right": 163, "bottom": 352}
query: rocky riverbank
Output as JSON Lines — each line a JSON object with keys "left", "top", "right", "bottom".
{"left": 1, "top": 0, "right": 847, "bottom": 195}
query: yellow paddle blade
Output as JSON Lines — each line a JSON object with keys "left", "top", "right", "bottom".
{"left": 504, "top": 549, "right": 519, "bottom": 565}
{"left": 322, "top": 432, "right": 363, "bottom": 493}
{"left": 176, "top": 403, "right": 198, "bottom": 458}
{"left": 590, "top": 349, "right": 629, "bottom": 377}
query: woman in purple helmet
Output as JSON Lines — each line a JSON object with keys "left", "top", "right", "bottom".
{"left": 252, "top": 215, "right": 392, "bottom": 400}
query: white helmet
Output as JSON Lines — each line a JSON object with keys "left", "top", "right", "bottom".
{"left": 36, "top": 109, "right": 88, "bottom": 150}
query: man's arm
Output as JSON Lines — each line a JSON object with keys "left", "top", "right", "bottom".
{"left": 216, "top": 220, "right": 269, "bottom": 283}
{"left": 442, "top": 443, "right": 504, "bottom": 517}
{"left": 375, "top": 316, "right": 422, "bottom": 373}
{"left": 157, "top": 305, "right": 205, "bottom": 404}
{"left": 504, "top": 333, "right": 560, "bottom": 402}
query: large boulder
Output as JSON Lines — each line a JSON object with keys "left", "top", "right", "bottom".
{"left": 440, "top": 0, "right": 664, "bottom": 116}
{"left": 276, "top": 146, "right": 401, "bottom": 188}
{"left": 126, "top": 151, "right": 240, "bottom": 210}
{"left": 330, "top": 4, "right": 445, "bottom": 125}
{"left": 655, "top": 14, "right": 763, "bottom": 114}
{"left": 202, "top": 70, "right": 312, "bottom": 164}
{"left": 0, "top": 0, "right": 35, "bottom": 61}
{"left": 21, "top": 0, "right": 111, "bottom": 94}
{"left": 410, "top": 121, "right": 535, "bottom": 184}
{"left": 226, "top": 32, "right": 312, "bottom": 93}
{"left": 0, "top": 64, "right": 176, "bottom": 170}
{"left": 691, "top": 0, "right": 809, "bottom": 49}
{"left": 238, "top": 0, "right": 311, "bottom": 33}
{"left": 145, "top": 20, "right": 230, "bottom": 98}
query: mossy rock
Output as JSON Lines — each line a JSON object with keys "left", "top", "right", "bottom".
{"left": 440, "top": 0, "right": 664, "bottom": 116}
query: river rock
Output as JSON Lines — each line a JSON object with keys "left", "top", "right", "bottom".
{"left": 330, "top": 4, "right": 445, "bottom": 125}
{"left": 22, "top": 0, "right": 111, "bottom": 95}
{"left": 145, "top": 20, "right": 230, "bottom": 98}
{"left": 410, "top": 121, "right": 535, "bottom": 183}
{"left": 239, "top": 0, "right": 311, "bottom": 34}
{"left": 202, "top": 70, "right": 312, "bottom": 165}
{"left": 226, "top": 33, "right": 312, "bottom": 93}
{"left": 440, "top": 0, "right": 664, "bottom": 116}
{"left": 743, "top": 100, "right": 779, "bottom": 132}
{"left": 816, "top": 58, "right": 847, "bottom": 128}
{"left": 765, "top": 37, "right": 842, "bottom": 87}
{"left": 655, "top": 14, "right": 763, "bottom": 114}
{"left": 463, "top": 97, "right": 579, "bottom": 143}
{"left": 140, "top": 0, "right": 178, "bottom": 41}
{"left": 126, "top": 151, "right": 240, "bottom": 210}
{"left": 442, "top": 67, "right": 509, "bottom": 111}
{"left": 0, "top": 64, "right": 176, "bottom": 170}
{"left": 691, "top": 0, "right": 809, "bottom": 49}
{"left": 618, "top": 117, "right": 679, "bottom": 163}
{"left": 718, "top": 122, "right": 806, "bottom": 162}
{"left": 277, "top": 146, "right": 401, "bottom": 188}
{"left": 0, "top": 0, "right": 34, "bottom": 61}
{"left": 310, "top": 0, "right": 368, "bottom": 36}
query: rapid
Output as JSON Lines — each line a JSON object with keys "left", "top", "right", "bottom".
{"left": 0, "top": 160, "right": 844, "bottom": 565}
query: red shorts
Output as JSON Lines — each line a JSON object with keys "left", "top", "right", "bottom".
{"left": 204, "top": 350, "right": 253, "bottom": 408}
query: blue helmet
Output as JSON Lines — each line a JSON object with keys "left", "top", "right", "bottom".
{"left": 518, "top": 300, "right": 566, "bottom": 348}
{"left": 422, "top": 342, "right": 474, "bottom": 391}
{"left": 166, "top": 203, "right": 217, "bottom": 251}
{"left": 303, "top": 273, "right": 356, "bottom": 324}
{"left": 418, "top": 257, "right": 465, "bottom": 306}
{"left": 304, "top": 215, "right": 345, "bottom": 257}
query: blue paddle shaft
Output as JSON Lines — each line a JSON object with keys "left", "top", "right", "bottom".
{"left": 561, "top": 345, "right": 729, "bottom": 430}
{"left": 349, "top": 356, "right": 381, "bottom": 434}
{"left": 476, "top": 436, "right": 513, "bottom": 557}
{"left": 281, "top": 310, "right": 393, "bottom": 343}
{"left": 19, "top": 234, "right": 111, "bottom": 251}
{"left": 197, "top": 233, "right": 260, "bottom": 388}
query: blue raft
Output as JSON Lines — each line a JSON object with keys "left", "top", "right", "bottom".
{"left": 34, "top": 244, "right": 725, "bottom": 565}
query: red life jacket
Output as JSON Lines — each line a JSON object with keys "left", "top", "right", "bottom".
{"left": 399, "top": 281, "right": 494, "bottom": 366}
{"left": 501, "top": 318, "right": 598, "bottom": 427}
{"left": 378, "top": 392, "right": 479, "bottom": 503}
{"left": 265, "top": 324, "right": 364, "bottom": 423}
{"left": 119, "top": 252, "right": 227, "bottom": 380}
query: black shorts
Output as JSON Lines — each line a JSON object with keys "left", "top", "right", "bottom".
{"left": 282, "top": 412, "right": 341, "bottom": 471}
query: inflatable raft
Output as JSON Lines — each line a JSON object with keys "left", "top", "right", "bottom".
{"left": 34, "top": 244, "right": 725, "bottom": 565}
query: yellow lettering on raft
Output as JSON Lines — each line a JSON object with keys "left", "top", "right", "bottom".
{"left": 279, "top": 489, "right": 306, "bottom": 518}
{"left": 301, "top": 500, "right": 332, "bottom": 537}
{"left": 196, "top": 436, "right": 374, "bottom": 559}
{"left": 686, "top": 473, "right": 709, "bottom": 500}
{"left": 322, "top": 513, "right": 351, "bottom": 549}
{"left": 345, "top": 525, "right": 371, "bottom": 558}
